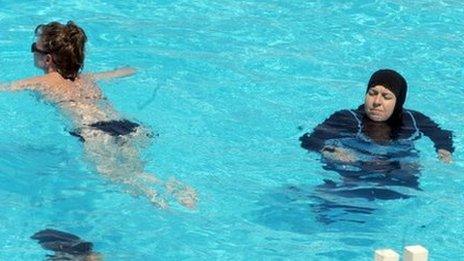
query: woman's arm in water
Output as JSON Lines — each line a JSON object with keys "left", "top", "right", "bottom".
{"left": 299, "top": 109, "right": 360, "bottom": 163}
{"left": 299, "top": 109, "right": 359, "bottom": 152}
{"left": 88, "top": 66, "right": 136, "bottom": 81}
{"left": 410, "top": 110, "right": 454, "bottom": 163}
{"left": 0, "top": 76, "right": 45, "bottom": 91}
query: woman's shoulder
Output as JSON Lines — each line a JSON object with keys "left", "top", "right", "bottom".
{"left": 401, "top": 109, "right": 432, "bottom": 122}
{"left": 325, "top": 107, "right": 363, "bottom": 122}
{"left": 24, "top": 72, "right": 75, "bottom": 90}
{"left": 400, "top": 109, "right": 451, "bottom": 134}
{"left": 309, "top": 107, "right": 362, "bottom": 133}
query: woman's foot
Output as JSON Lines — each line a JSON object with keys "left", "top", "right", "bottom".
{"left": 166, "top": 178, "right": 198, "bottom": 209}
{"left": 145, "top": 188, "right": 168, "bottom": 209}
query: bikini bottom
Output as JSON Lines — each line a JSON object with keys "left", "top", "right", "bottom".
{"left": 69, "top": 119, "right": 140, "bottom": 142}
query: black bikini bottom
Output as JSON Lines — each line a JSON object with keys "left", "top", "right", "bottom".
{"left": 70, "top": 119, "right": 140, "bottom": 142}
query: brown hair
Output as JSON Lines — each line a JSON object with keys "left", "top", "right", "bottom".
{"left": 35, "top": 21, "right": 87, "bottom": 81}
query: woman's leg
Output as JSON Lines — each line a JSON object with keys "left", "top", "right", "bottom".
{"left": 81, "top": 131, "right": 197, "bottom": 208}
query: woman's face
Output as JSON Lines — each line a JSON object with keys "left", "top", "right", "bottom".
{"left": 32, "top": 38, "right": 50, "bottom": 70}
{"left": 364, "top": 85, "right": 397, "bottom": 122}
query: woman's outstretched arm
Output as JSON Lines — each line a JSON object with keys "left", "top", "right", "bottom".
{"left": 0, "top": 76, "right": 44, "bottom": 91}
{"left": 411, "top": 110, "right": 454, "bottom": 163}
{"left": 88, "top": 66, "right": 136, "bottom": 81}
{"left": 299, "top": 109, "right": 361, "bottom": 163}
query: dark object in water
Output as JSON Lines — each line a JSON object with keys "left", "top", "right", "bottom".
{"left": 89, "top": 119, "right": 140, "bottom": 137}
{"left": 31, "top": 229, "right": 93, "bottom": 255}
{"left": 69, "top": 119, "right": 141, "bottom": 143}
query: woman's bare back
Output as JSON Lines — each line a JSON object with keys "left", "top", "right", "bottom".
{"left": 37, "top": 72, "right": 120, "bottom": 127}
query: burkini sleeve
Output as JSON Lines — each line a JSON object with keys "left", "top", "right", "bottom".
{"left": 299, "top": 110, "right": 359, "bottom": 152}
{"left": 412, "top": 110, "right": 454, "bottom": 153}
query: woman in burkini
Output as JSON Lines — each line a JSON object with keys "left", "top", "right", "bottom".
{"left": 300, "top": 69, "right": 454, "bottom": 165}
{"left": 0, "top": 21, "right": 196, "bottom": 209}
{"left": 298, "top": 69, "right": 454, "bottom": 223}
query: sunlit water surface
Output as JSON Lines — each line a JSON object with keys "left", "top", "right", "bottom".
{"left": 0, "top": 1, "right": 463, "bottom": 260}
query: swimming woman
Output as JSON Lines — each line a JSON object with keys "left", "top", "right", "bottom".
{"left": 298, "top": 69, "right": 454, "bottom": 222}
{"left": 0, "top": 21, "right": 196, "bottom": 209}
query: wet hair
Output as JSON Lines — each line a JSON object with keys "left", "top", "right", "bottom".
{"left": 34, "top": 21, "right": 87, "bottom": 81}
{"left": 366, "top": 69, "right": 408, "bottom": 124}
{"left": 31, "top": 228, "right": 99, "bottom": 260}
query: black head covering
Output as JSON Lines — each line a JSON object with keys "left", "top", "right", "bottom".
{"left": 366, "top": 69, "right": 408, "bottom": 124}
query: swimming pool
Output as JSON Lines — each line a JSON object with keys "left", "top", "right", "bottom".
{"left": 0, "top": 0, "right": 463, "bottom": 260}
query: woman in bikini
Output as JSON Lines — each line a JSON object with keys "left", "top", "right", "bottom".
{"left": 1, "top": 21, "right": 196, "bottom": 209}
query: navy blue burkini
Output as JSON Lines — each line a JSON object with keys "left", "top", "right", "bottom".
{"left": 298, "top": 69, "right": 454, "bottom": 224}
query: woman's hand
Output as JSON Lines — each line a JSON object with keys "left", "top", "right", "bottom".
{"left": 438, "top": 149, "right": 452, "bottom": 163}
{"left": 321, "top": 145, "right": 357, "bottom": 163}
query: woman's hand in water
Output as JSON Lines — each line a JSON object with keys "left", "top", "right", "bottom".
{"left": 438, "top": 149, "right": 452, "bottom": 163}
{"left": 321, "top": 145, "right": 357, "bottom": 163}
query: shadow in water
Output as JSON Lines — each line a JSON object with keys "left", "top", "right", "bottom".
{"left": 252, "top": 155, "right": 422, "bottom": 234}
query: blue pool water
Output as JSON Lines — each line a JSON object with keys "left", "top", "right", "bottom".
{"left": 0, "top": 1, "right": 463, "bottom": 260}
